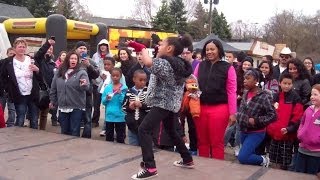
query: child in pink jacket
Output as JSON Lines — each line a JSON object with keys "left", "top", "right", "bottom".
{"left": 295, "top": 84, "right": 320, "bottom": 176}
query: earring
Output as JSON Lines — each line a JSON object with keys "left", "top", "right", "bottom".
{"left": 255, "top": 82, "right": 259, "bottom": 87}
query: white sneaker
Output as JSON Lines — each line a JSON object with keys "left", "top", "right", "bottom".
{"left": 261, "top": 156, "right": 270, "bottom": 168}
{"left": 100, "top": 130, "right": 106, "bottom": 136}
{"left": 234, "top": 146, "right": 240, "bottom": 157}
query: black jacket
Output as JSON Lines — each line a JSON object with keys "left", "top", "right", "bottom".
{"left": 0, "top": 56, "right": 43, "bottom": 104}
{"left": 292, "top": 78, "right": 311, "bottom": 107}
{"left": 123, "top": 87, "right": 149, "bottom": 134}
{"left": 34, "top": 40, "right": 56, "bottom": 88}
{"left": 273, "top": 65, "right": 288, "bottom": 80}
{"left": 0, "top": 59, "right": 5, "bottom": 97}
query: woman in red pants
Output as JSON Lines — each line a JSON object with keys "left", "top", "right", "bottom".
{"left": 194, "top": 39, "right": 237, "bottom": 159}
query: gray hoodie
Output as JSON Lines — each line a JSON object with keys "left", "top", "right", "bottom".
{"left": 50, "top": 69, "right": 90, "bottom": 109}
{"left": 92, "top": 39, "right": 113, "bottom": 86}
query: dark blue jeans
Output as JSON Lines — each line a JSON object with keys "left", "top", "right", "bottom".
{"left": 14, "top": 95, "right": 39, "bottom": 129}
{"left": 295, "top": 152, "right": 320, "bottom": 175}
{"left": 59, "top": 109, "right": 83, "bottom": 137}
{"left": 238, "top": 132, "right": 265, "bottom": 165}
{"left": 0, "top": 95, "right": 16, "bottom": 127}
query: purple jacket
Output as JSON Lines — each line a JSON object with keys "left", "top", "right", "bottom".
{"left": 297, "top": 106, "right": 320, "bottom": 152}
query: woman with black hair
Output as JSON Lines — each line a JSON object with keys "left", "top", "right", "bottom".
{"left": 287, "top": 59, "right": 312, "bottom": 108}
{"left": 117, "top": 47, "right": 137, "bottom": 87}
{"left": 194, "top": 39, "right": 237, "bottom": 159}
{"left": 258, "top": 61, "right": 279, "bottom": 95}
{"left": 49, "top": 51, "right": 89, "bottom": 137}
{"left": 303, "top": 57, "right": 316, "bottom": 77}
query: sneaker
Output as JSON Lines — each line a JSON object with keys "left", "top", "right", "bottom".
{"left": 234, "top": 146, "right": 240, "bottom": 157}
{"left": 131, "top": 168, "right": 158, "bottom": 179}
{"left": 99, "top": 130, "right": 106, "bottom": 136}
{"left": 173, "top": 159, "right": 195, "bottom": 169}
{"left": 261, "top": 156, "right": 270, "bottom": 168}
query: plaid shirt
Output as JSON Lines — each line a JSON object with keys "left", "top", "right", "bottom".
{"left": 237, "top": 89, "right": 277, "bottom": 132}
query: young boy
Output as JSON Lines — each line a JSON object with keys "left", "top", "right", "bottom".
{"left": 123, "top": 70, "right": 149, "bottom": 145}
{"left": 267, "top": 73, "right": 304, "bottom": 170}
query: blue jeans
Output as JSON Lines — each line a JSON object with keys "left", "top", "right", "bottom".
{"left": 128, "top": 129, "right": 139, "bottom": 146}
{"left": 295, "top": 152, "right": 320, "bottom": 175}
{"left": 14, "top": 96, "right": 39, "bottom": 129}
{"left": 59, "top": 109, "right": 83, "bottom": 137}
{"left": 0, "top": 95, "right": 16, "bottom": 127}
{"left": 238, "top": 132, "right": 265, "bottom": 165}
{"left": 224, "top": 122, "right": 241, "bottom": 147}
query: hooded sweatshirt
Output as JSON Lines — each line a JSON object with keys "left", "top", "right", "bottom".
{"left": 92, "top": 39, "right": 113, "bottom": 85}
{"left": 146, "top": 56, "right": 192, "bottom": 113}
{"left": 297, "top": 105, "right": 320, "bottom": 152}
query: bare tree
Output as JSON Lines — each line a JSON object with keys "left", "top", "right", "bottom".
{"left": 231, "top": 20, "right": 263, "bottom": 41}
{"left": 131, "top": 0, "right": 157, "bottom": 26}
{"left": 183, "top": 0, "right": 198, "bottom": 21}
{"left": 262, "top": 10, "right": 320, "bottom": 60}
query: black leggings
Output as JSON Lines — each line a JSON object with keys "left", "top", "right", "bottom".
{"left": 138, "top": 107, "right": 192, "bottom": 168}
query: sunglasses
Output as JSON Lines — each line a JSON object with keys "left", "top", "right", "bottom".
{"left": 280, "top": 55, "right": 290, "bottom": 59}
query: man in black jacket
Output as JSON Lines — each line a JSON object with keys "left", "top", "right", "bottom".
{"left": 34, "top": 38, "right": 57, "bottom": 129}
{"left": 75, "top": 41, "right": 100, "bottom": 138}
{"left": 273, "top": 47, "right": 293, "bottom": 80}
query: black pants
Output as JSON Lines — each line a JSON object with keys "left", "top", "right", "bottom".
{"left": 139, "top": 107, "right": 192, "bottom": 168}
{"left": 92, "top": 85, "right": 101, "bottom": 125}
{"left": 81, "top": 94, "right": 93, "bottom": 138}
{"left": 185, "top": 113, "right": 197, "bottom": 151}
{"left": 105, "top": 122, "right": 126, "bottom": 143}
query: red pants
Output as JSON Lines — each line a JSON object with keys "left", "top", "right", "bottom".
{"left": 195, "top": 104, "right": 229, "bottom": 159}
{"left": 0, "top": 105, "right": 5, "bottom": 128}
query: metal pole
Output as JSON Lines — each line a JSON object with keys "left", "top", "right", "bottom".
{"left": 208, "top": 0, "right": 213, "bottom": 35}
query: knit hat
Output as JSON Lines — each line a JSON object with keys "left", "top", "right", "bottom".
{"left": 75, "top": 41, "right": 87, "bottom": 49}
{"left": 243, "top": 56, "right": 254, "bottom": 66}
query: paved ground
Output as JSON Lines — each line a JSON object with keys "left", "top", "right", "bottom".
{"left": 0, "top": 128, "right": 317, "bottom": 180}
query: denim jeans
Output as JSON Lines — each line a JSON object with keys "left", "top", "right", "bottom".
{"left": 0, "top": 95, "right": 16, "bottom": 127}
{"left": 59, "top": 109, "right": 83, "bottom": 137}
{"left": 224, "top": 122, "right": 241, "bottom": 147}
{"left": 128, "top": 129, "right": 139, "bottom": 146}
{"left": 14, "top": 95, "right": 39, "bottom": 129}
{"left": 238, "top": 131, "right": 265, "bottom": 165}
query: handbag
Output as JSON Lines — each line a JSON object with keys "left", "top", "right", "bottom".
{"left": 38, "top": 79, "right": 50, "bottom": 110}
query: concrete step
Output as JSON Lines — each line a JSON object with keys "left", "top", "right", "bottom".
{"left": 0, "top": 128, "right": 317, "bottom": 180}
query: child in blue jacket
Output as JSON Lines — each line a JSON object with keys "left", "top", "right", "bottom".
{"left": 101, "top": 68, "right": 128, "bottom": 143}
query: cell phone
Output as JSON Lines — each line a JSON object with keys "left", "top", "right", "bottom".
{"left": 50, "top": 36, "right": 55, "bottom": 40}
{"left": 81, "top": 53, "right": 87, "bottom": 59}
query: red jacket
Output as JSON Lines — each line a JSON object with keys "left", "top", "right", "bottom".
{"left": 267, "top": 91, "right": 303, "bottom": 141}
{"left": 0, "top": 105, "right": 5, "bottom": 128}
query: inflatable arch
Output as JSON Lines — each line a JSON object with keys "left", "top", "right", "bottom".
{"left": 0, "top": 14, "right": 107, "bottom": 58}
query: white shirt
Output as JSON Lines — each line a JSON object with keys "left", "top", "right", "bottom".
{"left": 13, "top": 56, "right": 33, "bottom": 95}
{"left": 279, "top": 66, "right": 286, "bottom": 74}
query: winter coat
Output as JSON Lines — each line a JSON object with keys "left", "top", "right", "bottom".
{"left": 267, "top": 90, "right": 304, "bottom": 141}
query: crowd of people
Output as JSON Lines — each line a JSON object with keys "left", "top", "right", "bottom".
{"left": 0, "top": 35, "right": 319, "bottom": 179}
